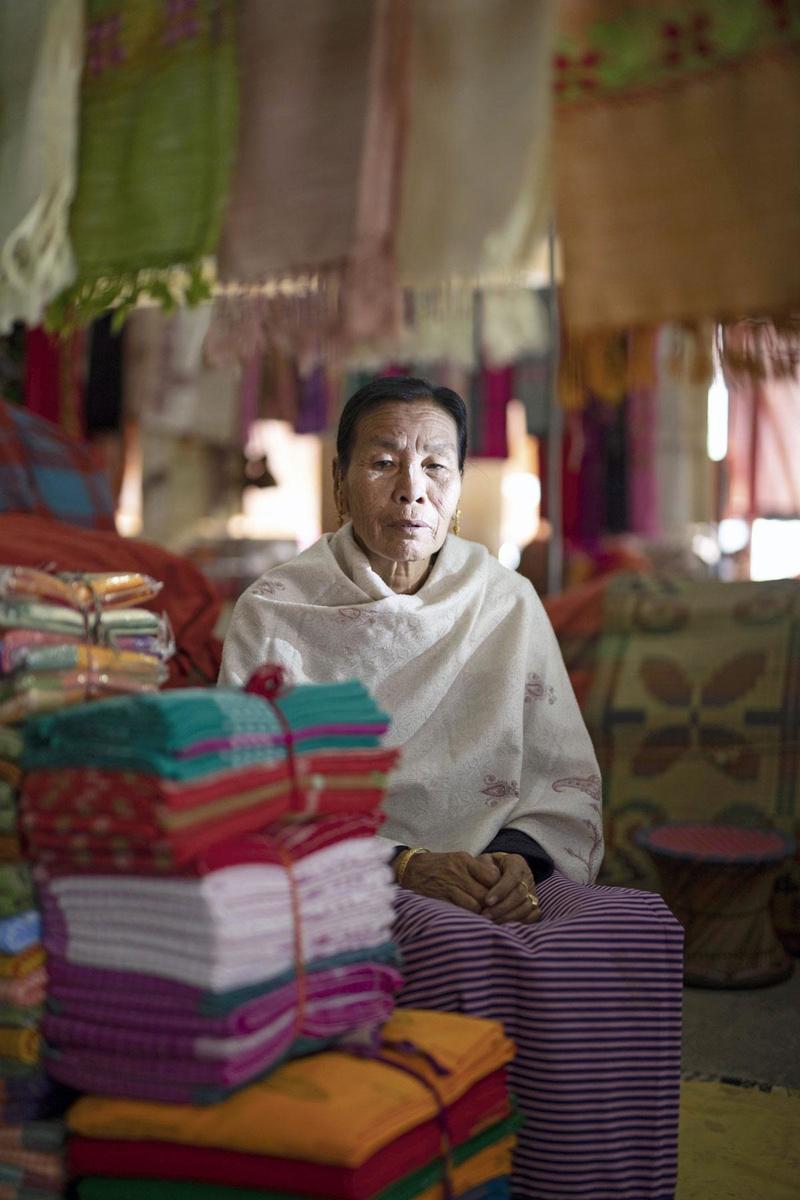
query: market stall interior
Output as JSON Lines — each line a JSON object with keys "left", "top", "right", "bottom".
{"left": 0, "top": 3, "right": 799, "bottom": 1200}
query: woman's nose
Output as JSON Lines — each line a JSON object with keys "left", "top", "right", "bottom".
{"left": 394, "top": 465, "right": 425, "bottom": 504}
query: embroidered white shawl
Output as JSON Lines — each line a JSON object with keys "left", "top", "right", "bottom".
{"left": 220, "top": 526, "right": 603, "bottom": 883}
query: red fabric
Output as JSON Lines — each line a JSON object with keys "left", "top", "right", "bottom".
{"left": 0, "top": 514, "right": 222, "bottom": 684}
{"left": 67, "top": 1069, "right": 510, "bottom": 1200}
{"left": 642, "top": 822, "right": 793, "bottom": 864}
{"left": 23, "top": 329, "right": 62, "bottom": 425}
{"left": 23, "top": 756, "right": 394, "bottom": 874}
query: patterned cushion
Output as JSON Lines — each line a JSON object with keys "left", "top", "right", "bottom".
{"left": 582, "top": 573, "right": 800, "bottom": 952}
{"left": 0, "top": 401, "right": 114, "bottom": 531}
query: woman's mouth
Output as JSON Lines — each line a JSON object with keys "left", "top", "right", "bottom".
{"left": 391, "top": 520, "right": 428, "bottom": 532}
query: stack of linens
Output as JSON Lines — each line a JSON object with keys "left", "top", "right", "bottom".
{"left": 0, "top": 567, "right": 171, "bottom": 722}
{"left": 21, "top": 686, "right": 398, "bottom": 873}
{"left": 66, "top": 1009, "right": 518, "bottom": 1200}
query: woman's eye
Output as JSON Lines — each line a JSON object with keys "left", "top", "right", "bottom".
{"left": 374, "top": 459, "right": 394, "bottom": 468}
{"left": 426, "top": 463, "right": 446, "bottom": 472}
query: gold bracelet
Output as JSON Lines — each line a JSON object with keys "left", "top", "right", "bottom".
{"left": 395, "top": 846, "right": 429, "bottom": 886}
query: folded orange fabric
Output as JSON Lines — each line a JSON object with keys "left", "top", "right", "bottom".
{"left": 0, "top": 946, "right": 45, "bottom": 979}
{"left": 68, "top": 1009, "right": 515, "bottom": 1167}
{"left": 0, "top": 1024, "right": 41, "bottom": 1063}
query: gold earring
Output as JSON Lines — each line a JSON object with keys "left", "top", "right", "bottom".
{"left": 452, "top": 508, "right": 462, "bottom": 536}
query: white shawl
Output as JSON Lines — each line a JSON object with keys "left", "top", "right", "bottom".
{"left": 220, "top": 527, "right": 603, "bottom": 883}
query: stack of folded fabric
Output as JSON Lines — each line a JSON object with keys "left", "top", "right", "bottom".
{"left": 66, "top": 1008, "right": 518, "bottom": 1200}
{"left": 37, "top": 812, "right": 402, "bottom": 1103}
{"left": 0, "top": 1117, "right": 67, "bottom": 1198}
{"left": 0, "top": 566, "right": 172, "bottom": 722}
{"left": 20, "top": 685, "right": 398, "bottom": 873}
{"left": 0, "top": 905, "right": 71, "bottom": 1198}
{"left": 19, "top": 680, "right": 404, "bottom": 1104}
{"left": 0, "top": 726, "right": 47, "bottom": 1128}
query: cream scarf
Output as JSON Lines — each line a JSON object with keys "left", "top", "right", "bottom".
{"left": 220, "top": 527, "right": 603, "bottom": 884}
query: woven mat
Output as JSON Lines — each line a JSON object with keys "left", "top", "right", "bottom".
{"left": 678, "top": 1077, "right": 799, "bottom": 1199}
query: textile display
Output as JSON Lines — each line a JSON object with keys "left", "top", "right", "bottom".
{"left": 24, "top": 325, "right": 87, "bottom": 440}
{"left": 22, "top": 682, "right": 391, "bottom": 773}
{"left": 0, "top": 567, "right": 161, "bottom": 612}
{"left": 212, "top": 0, "right": 412, "bottom": 360}
{"left": 583, "top": 573, "right": 800, "bottom": 952}
{"left": 0, "top": 569, "right": 171, "bottom": 723}
{"left": 67, "top": 1008, "right": 516, "bottom": 1195}
{"left": 76, "top": 1142, "right": 515, "bottom": 1200}
{"left": 51, "top": 0, "right": 238, "bottom": 330}
{"left": 0, "top": 0, "right": 82, "bottom": 332}
{"left": 122, "top": 305, "right": 244, "bottom": 546}
{"left": 397, "top": 1, "right": 555, "bottom": 286}
{"left": 20, "top": 756, "right": 397, "bottom": 874}
{"left": 39, "top": 838, "right": 401, "bottom": 1100}
{"left": 555, "top": 0, "right": 800, "bottom": 332}
{"left": 652, "top": 326, "right": 714, "bottom": 534}
{"left": 21, "top": 678, "right": 413, "bottom": 1105}
{"left": 725, "top": 331, "right": 800, "bottom": 520}
{"left": 0, "top": 515, "right": 223, "bottom": 686}
{"left": 0, "top": 402, "right": 114, "bottom": 532}
{"left": 220, "top": 525, "right": 603, "bottom": 885}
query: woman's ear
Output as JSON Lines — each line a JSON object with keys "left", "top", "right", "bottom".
{"left": 332, "top": 459, "right": 347, "bottom": 520}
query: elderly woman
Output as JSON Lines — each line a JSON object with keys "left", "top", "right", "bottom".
{"left": 220, "top": 377, "right": 683, "bottom": 1200}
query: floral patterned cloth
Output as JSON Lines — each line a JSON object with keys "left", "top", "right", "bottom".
{"left": 584, "top": 572, "right": 800, "bottom": 950}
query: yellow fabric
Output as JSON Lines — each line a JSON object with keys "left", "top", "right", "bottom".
{"left": 416, "top": 1134, "right": 515, "bottom": 1200}
{"left": 677, "top": 1081, "right": 800, "bottom": 1200}
{"left": 68, "top": 1009, "right": 514, "bottom": 1168}
{"left": 0, "top": 946, "right": 45, "bottom": 979}
{"left": 0, "top": 1024, "right": 41, "bottom": 1063}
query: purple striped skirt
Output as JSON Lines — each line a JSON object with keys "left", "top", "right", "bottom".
{"left": 393, "top": 872, "right": 683, "bottom": 1200}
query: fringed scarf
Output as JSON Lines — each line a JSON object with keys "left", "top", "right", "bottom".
{"left": 48, "top": 0, "right": 238, "bottom": 332}
{"left": 208, "top": 0, "right": 412, "bottom": 364}
{"left": 0, "top": 0, "right": 83, "bottom": 333}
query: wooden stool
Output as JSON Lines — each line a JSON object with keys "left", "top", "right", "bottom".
{"left": 635, "top": 822, "right": 796, "bottom": 988}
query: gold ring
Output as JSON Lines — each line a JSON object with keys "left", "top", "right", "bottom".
{"left": 517, "top": 880, "right": 528, "bottom": 893}
{"left": 526, "top": 890, "right": 540, "bottom": 908}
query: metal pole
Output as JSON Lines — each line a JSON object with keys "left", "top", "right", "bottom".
{"left": 546, "top": 220, "right": 563, "bottom": 594}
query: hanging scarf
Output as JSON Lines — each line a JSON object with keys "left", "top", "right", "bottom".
{"left": 49, "top": 0, "right": 238, "bottom": 331}
{"left": 0, "top": 0, "right": 83, "bottom": 332}
{"left": 555, "top": 0, "right": 800, "bottom": 332}
{"left": 397, "top": 0, "right": 556, "bottom": 286}
{"left": 207, "top": 0, "right": 411, "bottom": 364}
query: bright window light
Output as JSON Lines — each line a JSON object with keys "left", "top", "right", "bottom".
{"left": 707, "top": 371, "right": 729, "bottom": 462}
{"left": 718, "top": 517, "right": 750, "bottom": 556}
{"left": 750, "top": 519, "right": 800, "bottom": 581}
{"left": 498, "top": 542, "right": 522, "bottom": 570}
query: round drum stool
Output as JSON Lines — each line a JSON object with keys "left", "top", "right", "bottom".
{"left": 635, "top": 822, "right": 796, "bottom": 988}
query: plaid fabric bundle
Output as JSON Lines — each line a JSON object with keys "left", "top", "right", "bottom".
{"left": 0, "top": 401, "right": 114, "bottom": 530}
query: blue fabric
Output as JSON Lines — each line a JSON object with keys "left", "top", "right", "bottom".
{"left": 0, "top": 909, "right": 41, "bottom": 954}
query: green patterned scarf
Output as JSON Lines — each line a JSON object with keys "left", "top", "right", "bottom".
{"left": 49, "top": 0, "right": 238, "bottom": 329}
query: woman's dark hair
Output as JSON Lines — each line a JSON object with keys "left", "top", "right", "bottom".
{"left": 336, "top": 377, "right": 468, "bottom": 473}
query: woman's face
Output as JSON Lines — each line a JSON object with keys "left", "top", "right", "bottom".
{"left": 336, "top": 400, "right": 462, "bottom": 570}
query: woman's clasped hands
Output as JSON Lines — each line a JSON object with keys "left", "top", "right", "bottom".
{"left": 399, "top": 850, "right": 541, "bottom": 924}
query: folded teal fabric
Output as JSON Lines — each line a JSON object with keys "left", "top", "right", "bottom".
{"left": 23, "top": 684, "right": 389, "bottom": 778}
{"left": 0, "top": 601, "right": 160, "bottom": 640}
